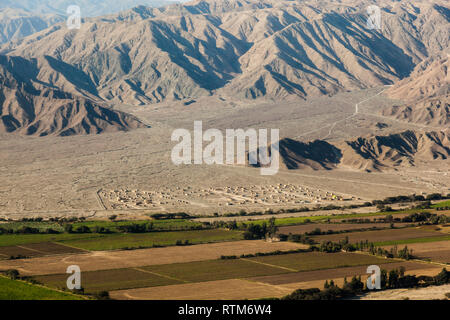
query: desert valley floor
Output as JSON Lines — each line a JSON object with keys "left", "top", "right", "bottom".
{"left": 0, "top": 87, "right": 448, "bottom": 219}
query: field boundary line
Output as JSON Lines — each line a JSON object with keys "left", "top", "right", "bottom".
{"left": 51, "top": 242, "right": 91, "bottom": 253}
{"left": 132, "top": 267, "right": 189, "bottom": 283}
{"left": 240, "top": 258, "right": 298, "bottom": 272}
{"left": 0, "top": 274, "right": 89, "bottom": 300}
{"left": 242, "top": 278, "right": 292, "bottom": 295}
{"left": 16, "top": 245, "right": 47, "bottom": 254}
{"left": 408, "top": 258, "right": 449, "bottom": 268}
{"left": 351, "top": 250, "right": 448, "bottom": 268}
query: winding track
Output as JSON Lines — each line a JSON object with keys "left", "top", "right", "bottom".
{"left": 321, "top": 87, "right": 390, "bottom": 140}
{"left": 295, "top": 87, "right": 390, "bottom": 140}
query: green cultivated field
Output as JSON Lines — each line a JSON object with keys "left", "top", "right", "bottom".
{"left": 432, "top": 200, "right": 450, "bottom": 208}
{"left": 242, "top": 209, "right": 434, "bottom": 227}
{"left": 59, "top": 229, "right": 243, "bottom": 251}
{"left": 312, "top": 227, "right": 444, "bottom": 244}
{"left": 0, "top": 229, "right": 243, "bottom": 251}
{"left": 247, "top": 252, "right": 391, "bottom": 271}
{"left": 0, "top": 276, "right": 83, "bottom": 300}
{"left": 0, "top": 233, "right": 102, "bottom": 247}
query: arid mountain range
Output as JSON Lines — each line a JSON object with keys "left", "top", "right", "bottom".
{"left": 0, "top": 8, "right": 64, "bottom": 45}
{"left": 384, "top": 53, "right": 449, "bottom": 126}
{"left": 0, "top": 55, "right": 146, "bottom": 136}
{"left": 1, "top": 0, "right": 448, "bottom": 105}
{"left": 0, "top": 0, "right": 448, "bottom": 174}
{"left": 265, "top": 130, "right": 450, "bottom": 172}
{"left": 0, "top": 1, "right": 181, "bottom": 44}
{"left": 0, "top": 0, "right": 178, "bottom": 17}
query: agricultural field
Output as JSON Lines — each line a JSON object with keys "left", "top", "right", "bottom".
{"left": 278, "top": 222, "right": 413, "bottom": 235}
{"left": 382, "top": 241, "right": 450, "bottom": 264}
{"left": 33, "top": 268, "right": 181, "bottom": 294}
{"left": 311, "top": 226, "right": 448, "bottom": 245}
{"left": 246, "top": 252, "right": 390, "bottom": 272}
{"left": 237, "top": 207, "right": 447, "bottom": 228}
{"left": 250, "top": 261, "right": 439, "bottom": 286}
{"left": 0, "top": 242, "right": 85, "bottom": 260}
{"left": 432, "top": 200, "right": 450, "bottom": 208}
{"left": 71, "top": 219, "right": 204, "bottom": 232}
{"left": 0, "top": 240, "right": 305, "bottom": 276}
{"left": 0, "top": 206, "right": 448, "bottom": 300}
{"left": 141, "top": 259, "right": 289, "bottom": 283}
{"left": 374, "top": 235, "right": 450, "bottom": 246}
{"left": 0, "top": 228, "right": 243, "bottom": 251}
{"left": 0, "top": 233, "right": 103, "bottom": 247}
{"left": 107, "top": 260, "right": 439, "bottom": 300}
{"left": 109, "top": 279, "right": 293, "bottom": 300}
{"left": 0, "top": 221, "right": 64, "bottom": 233}
{"left": 33, "top": 259, "right": 289, "bottom": 294}
{"left": 27, "top": 251, "right": 394, "bottom": 295}
{"left": 0, "top": 276, "right": 83, "bottom": 300}
{"left": 59, "top": 229, "right": 243, "bottom": 251}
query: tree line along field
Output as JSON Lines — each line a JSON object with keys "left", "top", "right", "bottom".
{"left": 0, "top": 218, "right": 203, "bottom": 235}
{"left": 30, "top": 252, "right": 392, "bottom": 294}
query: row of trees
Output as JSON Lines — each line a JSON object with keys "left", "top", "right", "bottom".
{"left": 242, "top": 217, "right": 278, "bottom": 240}
{"left": 314, "top": 238, "right": 414, "bottom": 260}
{"left": 283, "top": 268, "right": 450, "bottom": 300}
{"left": 368, "top": 244, "right": 414, "bottom": 260}
{"left": 0, "top": 226, "right": 60, "bottom": 235}
{"left": 283, "top": 276, "right": 365, "bottom": 300}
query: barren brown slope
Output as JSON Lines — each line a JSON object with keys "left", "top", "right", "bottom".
{"left": 262, "top": 130, "right": 450, "bottom": 172}
{"left": 0, "top": 55, "right": 146, "bottom": 136}
{"left": 387, "top": 54, "right": 449, "bottom": 102}
{"left": 277, "top": 138, "right": 342, "bottom": 170}
{"left": 0, "top": 0, "right": 447, "bottom": 104}
{"left": 383, "top": 98, "right": 449, "bottom": 126}
{"left": 0, "top": 8, "right": 64, "bottom": 44}
{"left": 336, "top": 130, "right": 450, "bottom": 171}
{"left": 383, "top": 53, "right": 449, "bottom": 126}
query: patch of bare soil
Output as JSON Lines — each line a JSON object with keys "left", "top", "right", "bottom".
{"left": 359, "top": 284, "right": 450, "bottom": 300}
{"left": 109, "top": 279, "right": 292, "bottom": 300}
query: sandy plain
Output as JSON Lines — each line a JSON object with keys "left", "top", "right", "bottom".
{"left": 0, "top": 88, "right": 448, "bottom": 219}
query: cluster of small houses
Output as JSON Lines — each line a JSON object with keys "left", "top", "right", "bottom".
{"left": 100, "top": 184, "right": 354, "bottom": 210}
